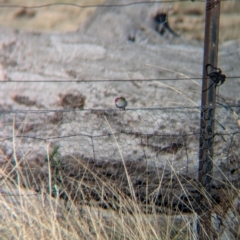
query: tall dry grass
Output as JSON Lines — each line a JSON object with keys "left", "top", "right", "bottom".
{"left": 0, "top": 162, "right": 197, "bottom": 240}
{"left": 0, "top": 118, "right": 239, "bottom": 240}
{"left": 0, "top": 119, "right": 196, "bottom": 240}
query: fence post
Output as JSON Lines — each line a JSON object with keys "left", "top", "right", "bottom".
{"left": 198, "top": 0, "right": 221, "bottom": 238}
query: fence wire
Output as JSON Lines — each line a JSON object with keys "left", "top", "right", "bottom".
{"left": 0, "top": 1, "right": 240, "bottom": 238}
{"left": 0, "top": 105, "right": 239, "bottom": 213}
{"left": 0, "top": 0, "right": 237, "bottom": 10}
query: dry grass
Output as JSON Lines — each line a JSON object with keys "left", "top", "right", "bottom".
{"left": 0, "top": 0, "right": 106, "bottom": 32}
{"left": 1, "top": 156, "right": 239, "bottom": 239}
{"left": 1, "top": 75, "right": 240, "bottom": 239}
{"left": 0, "top": 120, "right": 240, "bottom": 240}
{"left": 168, "top": 0, "right": 240, "bottom": 42}
{"left": 0, "top": 0, "right": 239, "bottom": 42}
{"left": 0, "top": 119, "right": 194, "bottom": 239}
{"left": 0, "top": 166, "right": 197, "bottom": 240}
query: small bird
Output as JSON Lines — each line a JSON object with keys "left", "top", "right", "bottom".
{"left": 115, "top": 97, "right": 127, "bottom": 110}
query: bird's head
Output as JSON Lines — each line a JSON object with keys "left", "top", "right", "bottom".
{"left": 115, "top": 97, "right": 125, "bottom": 103}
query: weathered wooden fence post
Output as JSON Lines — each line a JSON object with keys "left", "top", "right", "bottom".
{"left": 198, "top": 0, "right": 221, "bottom": 238}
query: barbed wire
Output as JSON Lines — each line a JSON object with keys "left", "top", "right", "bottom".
{"left": 0, "top": 1, "right": 181, "bottom": 10}
{"left": 1, "top": 0, "right": 237, "bottom": 8}
{"left": 0, "top": 103, "right": 239, "bottom": 113}
{"left": 0, "top": 106, "right": 214, "bottom": 114}
{"left": 0, "top": 0, "right": 233, "bottom": 10}
{"left": 0, "top": 76, "right": 239, "bottom": 83}
{"left": 0, "top": 0, "right": 240, "bottom": 230}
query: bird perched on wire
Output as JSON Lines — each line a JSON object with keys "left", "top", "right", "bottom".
{"left": 115, "top": 97, "right": 127, "bottom": 110}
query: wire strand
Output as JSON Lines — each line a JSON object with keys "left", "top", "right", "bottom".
{"left": 0, "top": 0, "right": 206, "bottom": 10}
{"left": 0, "top": 0, "right": 236, "bottom": 10}
{"left": 0, "top": 76, "right": 239, "bottom": 83}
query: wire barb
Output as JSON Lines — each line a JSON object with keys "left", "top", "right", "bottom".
{"left": 202, "top": 64, "right": 226, "bottom": 93}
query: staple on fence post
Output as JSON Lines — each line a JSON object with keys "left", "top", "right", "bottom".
{"left": 197, "top": 0, "right": 221, "bottom": 238}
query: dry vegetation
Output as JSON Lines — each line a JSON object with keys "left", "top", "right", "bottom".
{"left": 0, "top": 138, "right": 198, "bottom": 239}
{"left": 0, "top": 128, "right": 240, "bottom": 239}
{"left": 0, "top": 0, "right": 240, "bottom": 239}
{"left": 0, "top": 0, "right": 239, "bottom": 42}
{"left": 0, "top": 172, "right": 197, "bottom": 240}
